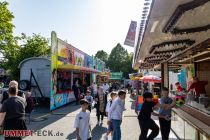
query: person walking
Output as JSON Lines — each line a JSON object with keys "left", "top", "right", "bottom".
{"left": 73, "top": 80, "right": 80, "bottom": 105}
{"left": 108, "top": 90, "right": 126, "bottom": 140}
{"left": 103, "top": 92, "right": 117, "bottom": 140}
{"left": 95, "top": 86, "right": 107, "bottom": 125}
{"left": 159, "top": 87, "right": 175, "bottom": 140}
{"left": 138, "top": 91, "right": 174, "bottom": 140}
{"left": 1, "top": 81, "right": 25, "bottom": 104}
{"left": 74, "top": 99, "right": 91, "bottom": 140}
{"left": 84, "top": 90, "right": 94, "bottom": 112}
{"left": 138, "top": 92, "right": 159, "bottom": 140}
{"left": 0, "top": 81, "right": 27, "bottom": 140}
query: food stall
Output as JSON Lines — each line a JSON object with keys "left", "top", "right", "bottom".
{"left": 19, "top": 32, "right": 105, "bottom": 110}
{"left": 133, "top": 0, "right": 210, "bottom": 139}
{"left": 50, "top": 31, "right": 105, "bottom": 110}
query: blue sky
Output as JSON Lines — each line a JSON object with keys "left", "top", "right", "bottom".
{"left": 6, "top": 0, "right": 143, "bottom": 55}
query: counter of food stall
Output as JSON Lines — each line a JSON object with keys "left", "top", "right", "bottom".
{"left": 170, "top": 91, "right": 210, "bottom": 140}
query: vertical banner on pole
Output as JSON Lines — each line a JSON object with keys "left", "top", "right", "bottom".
{"left": 124, "top": 21, "right": 137, "bottom": 47}
{"left": 50, "top": 31, "right": 58, "bottom": 110}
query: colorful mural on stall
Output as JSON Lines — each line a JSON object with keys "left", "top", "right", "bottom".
{"left": 178, "top": 68, "right": 187, "bottom": 90}
{"left": 50, "top": 31, "right": 105, "bottom": 110}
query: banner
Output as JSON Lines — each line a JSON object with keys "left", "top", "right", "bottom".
{"left": 124, "top": 21, "right": 137, "bottom": 47}
{"left": 74, "top": 50, "right": 84, "bottom": 67}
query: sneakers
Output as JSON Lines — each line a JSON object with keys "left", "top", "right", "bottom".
{"left": 103, "top": 135, "right": 108, "bottom": 140}
{"left": 97, "top": 121, "right": 100, "bottom": 125}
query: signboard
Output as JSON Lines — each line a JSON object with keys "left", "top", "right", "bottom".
{"left": 124, "top": 21, "right": 137, "bottom": 47}
{"left": 110, "top": 72, "right": 123, "bottom": 80}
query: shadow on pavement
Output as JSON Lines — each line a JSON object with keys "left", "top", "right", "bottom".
{"left": 91, "top": 125, "right": 107, "bottom": 140}
{"left": 66, "top": 125, "right": 107, "bottom": 140}
{"left": 66, "top": 130, "right": 77, "bottom": 140}
{"left": 130, "top": 100, "right": 136, "bottom": 110}
{"left": 26, "top": 102, "right": 80, "bottom": 131}
{"left": 155, "top": 138, "right": 178, "bottom": 140}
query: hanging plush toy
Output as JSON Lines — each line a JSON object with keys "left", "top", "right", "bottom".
{"left": 153, "top": 95, "right": 159, "bottom": 105}
{"left": 135, "top": 96, "right": 143, "bottom": 113}
{"left": 176, "top": 95, "right": 185, "bottom": 106}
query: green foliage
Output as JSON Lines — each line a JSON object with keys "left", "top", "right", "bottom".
{"left": 95, "top": 50, "right": 108, "bottom": 64}
{"left": 0, "top": 1, "right": 14, "bottom": 47}
{"left": 18, "top": 33, "right": 50, "bottom": 61}
{"left": 3, "top": 34, "right": 50, "bottom": 80}
{"left": 0, "top": 1, "right": 15, "bottom": 57}
{"left": 107, "top": 43, "right": 136, "bottom": 78}
{"left": 107, "top": 43, "right": 128, "bottom": 71}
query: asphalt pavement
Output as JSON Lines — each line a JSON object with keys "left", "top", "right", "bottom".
{"left": 0, "top": 93, "right": 178, "bottom": 140}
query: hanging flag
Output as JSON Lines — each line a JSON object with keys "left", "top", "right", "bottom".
{"left": 124, "top": 21, "right": 137, "bottom": 47}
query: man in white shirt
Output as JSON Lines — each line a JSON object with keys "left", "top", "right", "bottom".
{"left": 92, "top": 82, "right": 97, "bottom": 96}
{"left": 74, "top": 99, "right": 91, "bottom": 140}
{"left": 103, "top": 83, "right": 110, "bottom": 92}
{"left": 108, "top": 90, "right": 126, "bottom": 140}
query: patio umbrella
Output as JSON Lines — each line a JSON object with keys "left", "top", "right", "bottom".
{"left": 140, "top": 75, "right": 161, "bottom": 83}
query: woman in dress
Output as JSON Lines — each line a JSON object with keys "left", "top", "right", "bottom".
{"left": 95, "top": 86, "right": 107, "bottom": 125}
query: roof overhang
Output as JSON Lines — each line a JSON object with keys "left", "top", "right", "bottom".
{"left": 134, "top": 0, "right": 210, "bottom": 69}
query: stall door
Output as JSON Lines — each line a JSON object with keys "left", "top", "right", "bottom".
{"left": 36, "top": 68, "right": 51, "bottom": 98}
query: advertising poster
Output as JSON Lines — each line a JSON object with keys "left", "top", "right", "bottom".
{"left": 74, "top": 50, "right": 84, "bottom": 67}
{"left": 57, "top": 40, "right": 74, "bottom": 65}
{"left": 50, "top": 32, "right": 75, "bottom": 110}
{"left": 50, "top": 31, "right": 58, "bottom": 110}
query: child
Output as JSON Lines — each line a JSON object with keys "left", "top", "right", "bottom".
{"left": 159, "top": 87, "right": 175, "bottom": 140}
{"left": 138, "top": 92, "right": 173, "bottom": 140}
{"left": 74, "top": 99, "right": 91, "bottom": 140}
{"left": 103, "top": 92, "right": 117, "bottom": 140}
{"left": 25, "top": 92, "right": 34, "bottom": 114}
{"left": 84, "top": 90, "right": 94, "bottom": 112}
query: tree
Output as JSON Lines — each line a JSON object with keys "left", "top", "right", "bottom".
{"left": 95, "top": 50, "right": 108, "bottom": 64}
{"left": 107, "top": 43, "right": 128, "bottom": 72}
{"left": 4, "top": 34, "right": 50, "bottom": 79}
{"left": 121, "top": 52, "right": 137, "bottom": 78}
{"left": 107, "top": 43, "right": 136, "bottom": 78}
{"left": 0, "top": 1, "right": 15, "bottom": 58}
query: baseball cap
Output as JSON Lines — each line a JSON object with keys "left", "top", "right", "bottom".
{"left": 143, "top": 92, "right": 153, "bottom": 99}
{"left": 80, "top": 99, "right": 89, "bottom": 105}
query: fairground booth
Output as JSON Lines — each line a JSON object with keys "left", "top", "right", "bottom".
{"left": 51, "top": 31, "right": 105, "bottom": 110}
{"left": 133, "top": 0, "right": 210, "bottom": 139}
{"left": 96, "top": 71, "right": 110, "bottom": 85}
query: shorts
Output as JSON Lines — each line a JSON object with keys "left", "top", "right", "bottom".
{"left": 107, "top": 122, "right": 114, "bottom": 131}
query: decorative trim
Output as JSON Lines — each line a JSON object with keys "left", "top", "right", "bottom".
{"left": 163, "top": 0, "right": 210, "bottom": 33}
{"left": 166, "top": 38, "right": 210, "bottom": 63}
{"left": 172, "top": 24, "right": 210, "bottom": 34}
{"left": 149, "top": 39, "right": 195, "bottom": 54}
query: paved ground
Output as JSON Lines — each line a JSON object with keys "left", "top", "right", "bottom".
{"left": 0, "top": 94, "right": 178, "bottom": 140}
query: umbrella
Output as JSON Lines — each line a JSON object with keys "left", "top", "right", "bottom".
{"left": 140, "top": 75, "right": 161, "bottom": 83}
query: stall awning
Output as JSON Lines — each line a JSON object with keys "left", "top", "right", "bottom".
{"left": 58, "top": 64, "right": 100, "bottom": 73}
{"left": 134, "top": 0, "right": 210, "bottom": 69}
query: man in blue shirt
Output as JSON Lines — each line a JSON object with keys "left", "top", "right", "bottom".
{"left": 159, "top": 87, "right": 176, "bottom": 140}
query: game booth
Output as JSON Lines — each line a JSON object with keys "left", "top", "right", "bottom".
{"left": 96, "top": 72, "right": 110, "bottom": 85}
{"left": 50, "top": 31, "right": 106, "bottom": 110}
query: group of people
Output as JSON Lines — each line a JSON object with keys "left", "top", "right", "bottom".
{"left": 138, "top": 87, "right": 175, "bottom": 140}
{"left": 74, "top": 84, "right": 177, "bottom": 140}
{"left": 174, "top": 77, "right": 208, "bottom": 100}
{"left": 74, "top": 83, "right": 126, "bottom": 140}
{"left": 0, "top": 80, "right": 31, "bottom": 140}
